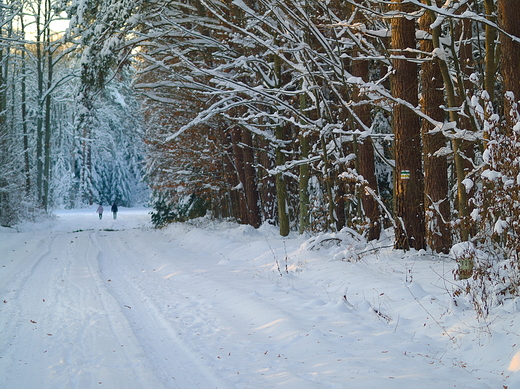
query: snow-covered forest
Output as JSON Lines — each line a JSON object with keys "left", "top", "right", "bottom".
{"left": 0, "top": 0, "right": 149, "bottom": 221}
{"left": 1, "top": 1, "right": 520, "bottom": 312}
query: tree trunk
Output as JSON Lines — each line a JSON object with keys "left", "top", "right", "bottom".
{"left": 457, "top": 4, "right": 475, "bottom": 121}
{"left": 257, "top": 136, "right": 277, "bottom": 223}
{"left": 352, "top": 58, "right": 381, "bottom": 241}
{"left": 419, "top": 4, "right": 452, "bottom": 253}
{"left": 223, "top": 129, "right": 241, "bottom": 220}
{"left": 498, "top": 0, "right": 520, "bottom": 128}
{"left": 35, "top": 1, "right": 44, "bottom": 205}
{"left": 231, "top": 127, "right": 249, "bottom": 224}
{"left": 43, "top": 3, "right": 53, "bottom": 210}
{"left": 320, "top": 134, "right": 336, "bottom": 231}
{"left": 274, "top": 35, "right": 290, "bottom": 236}
{"left": 454, "top": 4, "right": 477, "bottom": 218}
{"left": 0, "top": 40, "right": 7, "bottom": 225}
{"left": 484, "top": 0, "right": 497, "bottom": 104}
{"left": 457, "top": 5, "right": 478, "bottom": 239}
{"left": 391, "top": 0, "right": 426, "bottom": 250}
{"left": 20, "top": 17, "right": 31, "bottom": 194}
{"left": 241, "top": 128, "right": 262, "bottom": 228}
{"left": 80, "top": 97, "right": 93, "bottom": 205}
{"left": 275, "top": 124, "right": 290, "bottom": 236}
{"left": 298, "top": 93, "right": 310, "bottom": 234}
{"left": 424, "top": 0, "right": 469, "bottom": 241}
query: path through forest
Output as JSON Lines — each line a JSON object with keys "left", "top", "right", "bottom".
{"left": 0, "top": 208, "right": 516, "bottom": 388}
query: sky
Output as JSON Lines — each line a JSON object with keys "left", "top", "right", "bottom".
{"left": 1, "top": 206, "right": 519, "bottom": 388}
{"left": 13, "top": 8, "right": 70, "bottom": 40}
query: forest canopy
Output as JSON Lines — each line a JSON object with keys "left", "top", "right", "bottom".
{"left": 130, "top": 0, "right": 520, "bottom": 254}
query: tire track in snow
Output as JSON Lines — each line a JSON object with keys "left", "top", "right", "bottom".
{"left": 57, "top": 230, "right": 166, "bottom": 389}
{"left": 158, "top": 272, "right": 354, "bottom": 389}
{"left": 0, "top": 232, "right": 60, "bottom": 387}
{"left": 103, "top": 226, "right": 463, "bottom": 389}
{"left": 94, "top": 231, "right": 231, "bottom": 389}
{"left": 93, "top": 229, "right": 352, "bottom": 388}
{"left": 0, "top": 230, "right": 166, "bottom": 389}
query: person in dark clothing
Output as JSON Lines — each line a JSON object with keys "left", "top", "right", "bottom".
{"left": 111, "top": 203, "right": 118, "bottom": 219}
{"left": 96, "top": 204, "right": 104, "bottom": 219}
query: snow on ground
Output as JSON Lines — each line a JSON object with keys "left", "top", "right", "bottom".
{"left": 1, "top": 206, "right": 520, "bottom": 388}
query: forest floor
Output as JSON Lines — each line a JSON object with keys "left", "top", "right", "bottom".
{"left": 0, "top": 207, "right": 518, "bottom": 388}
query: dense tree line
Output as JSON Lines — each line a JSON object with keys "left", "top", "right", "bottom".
{"left": 126, "top": 0, "right": 520, "bottom": 258}
{"left": 126, "top": 0, "right": 520, "bottom": 306}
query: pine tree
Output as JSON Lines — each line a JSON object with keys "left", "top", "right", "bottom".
{"left": 419, "top": 1, "right": 451, "bottom": 253}
{"left": 391, "top": 0, "right": 426, "bottom": 250}
{"left": 498, "top": 0, "right": 520, "bottom": 127}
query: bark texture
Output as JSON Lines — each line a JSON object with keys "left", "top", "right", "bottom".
{"left": 419, "top": 5, "right": 452, "bottom": 253}
{"left": 391, "top": 0, "right": 426, "bottom": 250}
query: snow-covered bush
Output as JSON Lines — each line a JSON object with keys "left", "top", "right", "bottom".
{"left": 301, "top": 226, "right": 366, "bottom": 262}
{"left": 461, "top": 92, "right": 520, "bottom": 315}
{"left": 150, "top": 194, "right": 208, "bottom": 228}
{"left": 472, "top": 92, "right": 520, "bottom": 258}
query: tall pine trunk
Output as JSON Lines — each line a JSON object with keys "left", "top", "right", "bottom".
{"left": 391, "top": 0, "right": 426, "bottom": 250}
{"left": 241, "top": 128, "right": 262, "bottom": 228}
{"left": 424, "top": 0, "right": 469, "bottom": 241}
{"left": 35, "top": 1, "right": 44, "bottom": 205}
{"left": 20, "top": 17, "right": 31, "bottom": 194}
{"left": 419, "top": 4, "right": 452, "bottom": 253}
{"left": 484, "top": 0, "right": 497, "bottom": 105}
{"left": 43, "top": 2, "right": 53, "bottom": 210}
{"left": 275, "top": 123, "right": 290, "bottom": 236}
{"left": 223, "top": 129, "right": 241, "bottom": 220}
{"left": 498, "top": 0, "right": 520, "bottom": 129}
{"left": 352, "top": 58, "right": 381, "bottom": 241}
{"left": 298, "top": 92, "right": 310, "bottom": 234}
{"left": 231, "top": 127, "right": 249, "bottom": 224}
{"left": 257, "top": 136, "right": 277, "bottom": 223}
{"left": 274, "top": 36, "right": 290, "bottom": 236}
{"left": 0, "top": 30, "right": 7, "bottom": 225}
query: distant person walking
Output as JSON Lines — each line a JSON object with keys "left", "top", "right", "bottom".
{"left": 96, "top": 204, "right": 104, "bottom": 220}
{"left": 111, "top": 203, "right": 118, "bottom": 219}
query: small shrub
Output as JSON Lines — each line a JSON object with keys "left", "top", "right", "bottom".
{"left": 150, "top": 194, "right": 208, "bottom": 228}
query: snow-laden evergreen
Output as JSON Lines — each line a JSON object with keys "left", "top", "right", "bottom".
{"left": 90, "top": 71, "right": 149, "bottom": 207}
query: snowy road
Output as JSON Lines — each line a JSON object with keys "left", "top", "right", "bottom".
{"left": 1, "top": 207, "right": 518, "bottom": 388}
